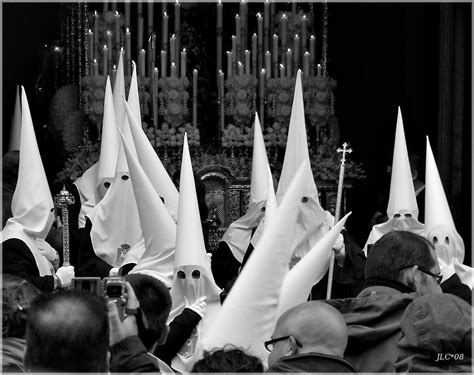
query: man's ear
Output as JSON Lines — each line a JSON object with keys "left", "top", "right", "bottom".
{"left": 400, "top": 265, "right": 417, "bottom": 290}
{"left": 288, "top": 336, "right": 299, "bottom": 355}
{"left": 158, "top": 324, "right": 170, "bottom": 345}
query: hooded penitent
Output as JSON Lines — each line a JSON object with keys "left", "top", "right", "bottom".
{"left": 363, "top": 107, "right": 424, "bottom": 255}
{"left": 424, "top": 137, "right": 472, "bottom": 288}
{"left": 118, "top": 125, "right": 176, "bottom": 287}
{"left": 277, "top": 212, "right": 351, "bottom": 317}
{"left": 125, "top": 63, "right": 179, "bottom": 221}
{"left": 221, "top": 112, "right": 269, "bottom": 262}
{"left": 2, "top": 87, "right": 54, "bottom": 275}
{"left": 8, "top": 85, "right": 21, "bottom": 152}
{"left": 87, "top": 77, "right": 144, "bottom": 268}
{"left": 200, "top": 163, "right": 309, "bottom": 367}
{"left": 256, "top": 70, "right": 327, "bottom": 260}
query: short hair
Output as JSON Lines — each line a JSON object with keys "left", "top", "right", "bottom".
{"left": 366, "top": 231, "right": 436, "bottom": 282}
{"left": 24, "top": 290, "right": 109, "bottom": 372}
{"left": 126, "top": 273, "right": 172, "bottom": 350}
{"left": 2, "top": 274, "right": 39, "bottom": 338}
{"left": 191, "top": 345, "right": 264, "bottom": 372}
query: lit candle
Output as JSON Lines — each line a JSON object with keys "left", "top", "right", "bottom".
{"left": 303, "top": 52, "right": 310, "bottom": 77}
{"left": 272, "top": 34, "right": 279, "bottom": 63}
{"left": 265, "top": 51, "right": 271, "bottom": 78}
{"left": 264, "top": 0, "right": 270, "bottom": 53}
{"left": 231, "top": 35, "right": 237, "bottom": 63}
{"left": 171, "top": 62, "right": 177, "bottom": 77}
{"left": 279, "top": 63, "right": 285, "bottom": 79}
{"left": 174, "top": 0, "right": 181, "bottom": 72}
{"left": 94, "top": 11, "right": 99, "bottom": 45}
{"left": 138, "top": 15, "right": 144, "bottom": 51}
{"left": 153, "top": 67, "right": 159, "bottom": 129}
{"left": 193, "top": 69, "right": 198, "bottom": 128}
{"left": 180, "top": 49, "right": 186, "bottom": 78}
{"left": 218, "top": 70, "right": 225, "bottom": 131}
{"left": 252, "top": 34, "right": 257, "bottom": 76}
{"left": 317, "top": 63, "right": 322, "bottom": 77}
{"left": 281, "top": 14, "right": 288, "bottom": 51}
{"left": 162, "top": 12, "right": 169, "bottom": 51}
{"left": 257, "top": 13, "right": 263, "bottom": 49}
{"left": 125, "top": 28, "right": 131, "bottom": 76}
{"left": 294, "top": 34, "right": 300, "bottom": 72}
{"left": 93, "top": 58, "right": 99, "bottom": 76}
{"left": 235, "top": 14, "right": 241, "bottom": 59}
{"left": 310, "top": 35, "right": 315, "bottom": 76}
{"left": 88, "top": 29, "right": 94, "bottom": 61}
{"left": 260, "top": 68, "right": 265, "bottom": 125}
{"left": 245, "top": 50, "right": 250, "bottom": 75}
{"left": 286, "top": 49, "right": 292, "bottom": 77}
{"left": 139, "top": 49, "right": 146, "bottom": 77}
{"left": 170, "top": 34, "right": 176, "bottom": 64}
{"left": 112, "top": 64, "right": 117, "bottom": 86}
{"left": 226, "top": 51, "right": 233, "bottom": 78}
{"left": 103, "top": 45, "right": 108, "bottom": 76}
{"left": 301, "top": 15, "right": 307, "bottom": 52}
{"left": 115, "top": 11, "right": 121, "bottom": 51}
{"left": 238, "top": 61, "right": 244, "bottom": 76}
{"left": 160, "top": 50, "right": 167, "bottom": 77}
{"left": 240, "top": 1, "right": 247, "bottom": 51}
{"left": 125, "top": 0, "right": 130, "bottom": 28}
{"left": 217, "top": 0, "right": 223, "bottom": 72}
{"left": 148, "top": 0, "right": 154, "bottom": 33}
{"left": 106, "top": 30, "right": 112, "bottom": 61}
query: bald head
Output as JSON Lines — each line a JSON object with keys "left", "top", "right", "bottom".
{"left": 274, "top": 301, "right": 348, "bottom": 357}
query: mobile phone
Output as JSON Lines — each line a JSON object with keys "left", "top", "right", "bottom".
{"left": 103, "top": 276, "right": 127, "bottom": 320}
{"left": 70, "top": 277, "right": 103, "bottom": 297}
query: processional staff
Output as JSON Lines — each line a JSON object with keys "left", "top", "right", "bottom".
{"left": 54, "top": 186, "right": 75, "bottom": 267}
{"left": 326, "top": 142, "right": 352, "bottom": 300}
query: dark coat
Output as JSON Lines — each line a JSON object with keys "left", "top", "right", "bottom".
{"left": 267, "top": 352, "right": 357, "bottom": 373}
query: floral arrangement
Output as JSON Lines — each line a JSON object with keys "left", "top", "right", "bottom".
{"left": 303, "top": 76, "right": 337, "bottom": 128}
{"left": 221, "top": 124, "right": 253, "bottom": 148}
{"left": 224, "top": 75, "right": 257, "bottom": 127}
{"left": 263, "top": 122, "right": 288, "bottom": 149}
{"left": 311, "top": 147, "right": 367, "bottom": 183}
{"left": 81, "top": 75, "right": 151, "bottom": 131}
{"left": 155, "top": 123, "right": 200, "bottom": 148}
{"left": 266, "top": 77, "right": 294, "bottom": 128}
{"left": 56, "top": 142, "right": 100, "bottom": 183}
{"left": 158, "top": 76, "right": 190, "bottom": 128}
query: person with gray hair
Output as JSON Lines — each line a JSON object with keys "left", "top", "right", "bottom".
{"left": 265, "top": 301, "right": 357, "bottom": 372}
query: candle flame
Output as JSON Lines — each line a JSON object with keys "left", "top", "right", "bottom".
{"left": 280, "top": 64, "right": 284, "bottom": 68}
{"left": 103, "top": 45, "right": 108, "bottom": 50}
{"left": 261, "top": 68, "right": 266, "bottom": 73}
{"left": 113, "top": 65, "right": 117, "bottom": 69}
{"left": 89, "top": 29, "right": 92, "bottom": 33}
{"left": 115, "top": 11, "right": 119, "bottom": 16}
{"left": 287, "top": 48, "right": 291, "bottom": 53}
{"left": 126, "top": 27, "right": 130, "bottom": 33}
{"left": 164, "top": 12, "right": 167, "bottom": 17}
{"left": 94, "top": 59, "right": 97, "bottom": 63}
{"left": 172, "top": 62, "right": 176, "bottom": 67}
{"left": 265, "top": 51, "right": 270, "bottom": 55}
{"left": 302, "top": 15, "right": 307, "bottom": 20}
{"left": 257, "top": 12, "right": 262, "bottom": 18}
{"left": 295, "top": 34, "right": 299, "bottom": 38}
{"left": 310, "top": 35, "right": 315, "bottom": 39}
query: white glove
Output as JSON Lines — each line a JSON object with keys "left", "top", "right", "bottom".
{"left": 109, "top": 267, "right": 119, "bottom": 276}
{"left": 56, "top": 266, "right": 75, "bottom": 288}
{"left": 36, "top": 238, "right": 60, "bottom": 271}
{"left": 333, "top": 233, "right": 346, "bottom": 267}
{"left": 438, "top": 258, "right": 455, "bottom": 282}
{"left": 185, "top": 296, "right": 207, "bottom": 318}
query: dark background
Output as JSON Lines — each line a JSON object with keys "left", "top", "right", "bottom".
{"left": 2, "top": 2, "right": 471, "bottom": 260}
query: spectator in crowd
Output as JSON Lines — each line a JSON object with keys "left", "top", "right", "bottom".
{"left": 326, "top": 230, "right": 442, "bottom": 372}
{"left": 192, "top": 345, "right": 264, "bottom": 372}
{"left": 266, "top": 301, "right": 357, "bottom": 372}
{"left": 2, "top": 274, "right": 40, "bottom": 372}
{"left": 394, "top": 293, "right": 472, "bottom": 373}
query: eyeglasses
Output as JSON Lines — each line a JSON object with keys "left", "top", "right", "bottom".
{"left": 264, "top": 335, "right": 302, "bottom": 352}
{"left": 399, "top": 265, "right": 443, "bottom": 285}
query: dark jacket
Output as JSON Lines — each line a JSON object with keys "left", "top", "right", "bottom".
{"left": 325, "top": 279, "right": 417, "bottom": 372}
{"left": 2, "top": 238, "right": 54, "bottom": 292}
{"left": 267, "top": 352, "right": 357, "bottom": 373}
{"left": 110, "top": 335, "right": 161, "bottom": 373}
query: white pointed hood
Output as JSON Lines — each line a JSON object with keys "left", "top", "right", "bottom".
{"left": 118, "top": 128, "right": 175, "bottom": 288}
{"left": 387, "top": 107, "right": 418, "bottom": 219}
{"left": 97, "top": 76, "right": 119, "bottom": 194}
{"left": 8, "top": 85, "right": 22, "bottom": 151}
{"left": 73, "top": 162, "right": 99, "bottom": 205}
{"left": 2, "top": 87, "right": 54, "bottom": 276}
{"left": 125, "top": 69, "right": 179, "bottom": 221}
{"left": 277, "top": 212, "right": 351, "bottom": 317}
{"left": 169, "top": 133, "right": 221, "bottom": 319}
{"left": 200, "top": 163, "right": 308, "bottom": 366}
{"left": 363, "top": 107, "right": 425, "bottom": 255}
{"left": 424, "top": 137, "right": 472, "bottom": 288}
{"left": 221, "top": 113, "right": 269, "bottom": 262}
{"left": 275, "top": 69, "right": 327, "bottom": 259}
{"left": 113, "top": 51, "right": 137, "bottom": 174}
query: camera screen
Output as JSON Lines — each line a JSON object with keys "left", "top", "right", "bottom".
{"left": 106, "top": 285, "right": 123, "bottom": 298}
